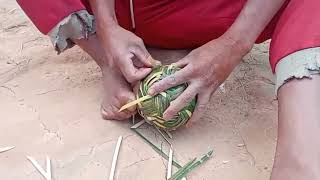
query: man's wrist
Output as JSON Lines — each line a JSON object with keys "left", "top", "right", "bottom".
{"left": 96, "top": 17, "right": 118, "bottom": 33}
{"left": 221, "top": 29, "right": 254, "bottom": 56}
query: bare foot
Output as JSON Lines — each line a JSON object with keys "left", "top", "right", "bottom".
{"left": 73, "top": 35, "right": 136, "bottom": 120}
{"left": 100, "top": 67, "right": 137, "bottom": 120}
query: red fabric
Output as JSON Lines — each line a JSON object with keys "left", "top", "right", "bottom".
{"left": 17, "top": 0, "right": 320, "bottom": 72}
{"left": 270, "top": 0, "right": 320, "bottom": 72}
{"left": 16, "top": 0, "right": 87, "bottom": 34}
{"left": 115, "top": 0, "right": 135, "bottom": 32}
{"left": 132, "top": 0, "right": 246, "bottom": 48}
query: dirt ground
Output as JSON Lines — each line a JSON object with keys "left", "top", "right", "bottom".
{"left": 0, "top": 1, "right": 278, "bottom": 180}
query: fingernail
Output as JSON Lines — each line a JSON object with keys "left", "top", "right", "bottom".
{"left": 145, "top": 68, "right": 152, "bottom": 73}
{"left": 148, "top": 88, "right": 155, "bottom": 95}
{"left": 155, "top": 61, "right": 162, "bottom": 66}
{"left": 163, "top": 112, "right": 173, "bottom": 120}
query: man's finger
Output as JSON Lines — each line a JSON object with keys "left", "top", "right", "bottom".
{"left": 132, "top": 45, "right": 161, "bottom": 67}
{"left": 120, "top": 56, "right": 152, "bottom": 83}
{"left": 172, "top": 56, "right": 189, "bottom": 68}
{"left": 138, "top": 44, "right": 162, "bottom": 66}
{"left": 101, "top": 106, "right": 133, "bottom": 120}
{"left": 131, "top": 55, "right": 145, "bottom": 68}
{"left": 163, "top": 84, "right": 198, "bottom": 120}
{"left": 187, "top": 90, "right": 212, "bottom": 125}
{"left": 148, "top": 66, "right": 192, "bottom": 95}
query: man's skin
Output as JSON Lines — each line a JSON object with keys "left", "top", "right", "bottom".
{"left": 74, "top": 0, "right": 320, "bottom": 179}
{"left": 272, "top": 76, "right": 320, "bottom": 179}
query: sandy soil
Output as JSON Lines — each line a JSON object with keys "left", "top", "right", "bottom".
{"left": 0, "top": 1, "right": 278, "bottom": 180}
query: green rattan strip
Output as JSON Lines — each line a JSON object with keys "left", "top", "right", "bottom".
{"left": 137, "top": 65, "right": 196, "bottom": 131}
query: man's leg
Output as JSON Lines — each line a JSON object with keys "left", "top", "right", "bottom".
{"left": 271, "top": 74, "right": 320, "bottom": 180}
{"left": 17, "top": 0, "right": 136, "bottom": 120}
{"left": 46, "top": 11, "right": 137, "bottom": 120}
{"left": 268, "top": 0, "right": 320, "bottom": 178}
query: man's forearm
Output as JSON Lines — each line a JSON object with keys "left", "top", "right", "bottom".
{"left": 224, "top": 0, "right": 286, "bottom": 50}
{"left": 88, "top": 0, "right": 120, "bottom": 57}
{"left": 88, "top": 0, "right": 117, "bottom": 28}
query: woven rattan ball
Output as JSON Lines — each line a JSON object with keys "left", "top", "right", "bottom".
{"left": 137, "top": 65, "right": 196, "bottom": 130}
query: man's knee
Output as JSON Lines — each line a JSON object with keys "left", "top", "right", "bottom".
{"left": 275, "top": 48, "right": 320, "bottom": 95}
{"left": 269, "top": 0, "right": 320, "bottom": 73}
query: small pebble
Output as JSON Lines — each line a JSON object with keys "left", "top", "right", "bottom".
{"left": 222, "top": 160, "right": 230, "bottom": 164}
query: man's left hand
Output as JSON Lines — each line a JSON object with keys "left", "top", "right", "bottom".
{"left": 148, "top": 36, "right": 251, "bottom": 123}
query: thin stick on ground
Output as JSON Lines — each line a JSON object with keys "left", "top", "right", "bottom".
{"left": 131, "top": 128, "right": 182, "bottom": 168}
{"left": 132, "top": 114, "right": 135, "bottom": 125}
{"left": 0, "top": 146, "right": 15, "bottom": 153}
{"left": 46, "top": 156, "right": 51, "bottom": 180}
{"left": 165, "top": 130, "right": 173, "bottom": 139}
{"left": 155, "top": 126, "right": 172, "bottom": 146}
{"left": 169, "top": 150, "right": 214, "bottom": 180}
{"left": 167, "top": 147, "right": 173, "bottom": 179}
{"left": 130, "top": 120, "right": 146, "bottom": 129}
{"left": 109, "top": 136, "right": 123, "bottom": 180}
{"left": 26, "top": 156, "right": 52, "bottom": 180}
{"left": 8, "top": 8, "right": 17, "bottom": 14}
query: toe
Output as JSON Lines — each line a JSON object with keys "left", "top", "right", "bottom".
{"left": 100, "top": 105, "right": 132, "bottom": 120}
{"left": 117, "top": 90, "right": 137, "bottom": 113}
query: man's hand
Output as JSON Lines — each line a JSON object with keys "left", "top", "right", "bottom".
{"left": 88, "top": 0, "right": 161, "bottom": 119}
{"left": 89, "top": 0, "right": 160, "bottom": 84}
{"left": 148, "top": 36, "right": 250, "bottom": 123}
{"left": 101, "top": 24, "right": 160, "bottom": 84}
{"left": 147, "top": 0, "right": 286, "bottom": 124}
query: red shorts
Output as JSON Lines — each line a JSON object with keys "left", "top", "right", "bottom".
{"left": 17, "top": 0, "right": 320, "bottom": 72}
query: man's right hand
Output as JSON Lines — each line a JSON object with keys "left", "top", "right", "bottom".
{"left": 88, "top": 0, "right": 160, "bottom": 119}
{"left": 89, "top": 0, "right": 159, "bottom": 84}
{"left": 99, "top": 24, "right": 159, "bottom": 84}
